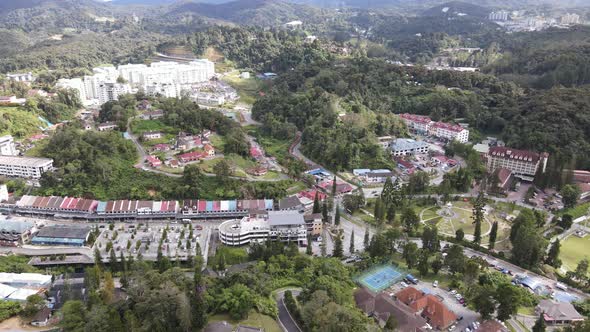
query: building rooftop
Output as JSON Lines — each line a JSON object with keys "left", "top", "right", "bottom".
{"left": 537, "top": 299, "right": 584, "bottom": 322}
{"left": 279, "top": 196, "right": 303, "bottom": 210}
{"left": 391, "top": 138, "right": 429, "bottom": 151}
{"left": 35, "top": 225, "right": 90, "bottom": 240}
{"left": 0, "top": 156, "right": 53, "bottom": 167}
{"left": 400, "top": 113, "right": 432, "bottom": 124}
{"left": 0, "top": 220, "right": 34, "bottom": 234}
{"left": 268, "top": 210, "right": 305, "bottom": 226}
{"left": 489, "top": 146, "right": 542, "bottom": 163}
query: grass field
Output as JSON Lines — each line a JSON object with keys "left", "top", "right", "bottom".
{"left": 431, "top": 205, "right": 493, "bottom": 242}
{"left": 198, "top": 154, "right": 280, "bottom": 180}
{"left": 130, "top": 119, "right": 175, "bottom": 135}
{"left": 559, "top": 202, "right": 590, "bottom": 219}
{"left": 208, "top": 310, "right": 281, "bottom": 332}
{"left": 560, "top": 234, "right": 590, "bottom": 274}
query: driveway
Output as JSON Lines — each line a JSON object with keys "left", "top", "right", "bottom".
{"left": 276, "top": 289, "right": 303, "bottom": 332}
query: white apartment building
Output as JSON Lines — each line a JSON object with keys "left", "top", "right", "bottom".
{"left": 489, "top": 11, "right": 509, "bottom": 21}
{"left": 399, "top": 113, "right": 469, "bottom": 143}
{"left": 561, "top": 13, "right": 580, "bottom": 25}
{"left": 6, "top": 72, "right": 34, "bottom": 82}
{"left": 98, "top": 82, "right": 131, "bottom": 105}
{"left": 65, "top": 60, "right": 215, "bottom": 105}
{"left": 487, "top": 147, "right": 548, "bottom": 181}
{"left": 0, "top": 156, "right": 53, "bottom": 179}
{"left": 56, "top": 78, "right": 86, "bottom": 101}
{"left": 400, "top": 113, "right": 432, "bottom": 134}
{"left": 429, "top": 122, "right": 469, "bottom": 143}
{"left": 219, "top": 210, "right": 307, "bottom": 246}
{"left": 0, "top": 136, "right": 18, "bottom": 156}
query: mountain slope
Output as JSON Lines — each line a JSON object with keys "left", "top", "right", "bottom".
{"left": 164, "top": 0, "right": 325, "bottom": 26}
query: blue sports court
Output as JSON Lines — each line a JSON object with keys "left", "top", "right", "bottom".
{"left": 357, "top": 265, "right": 404, "bottom": 292}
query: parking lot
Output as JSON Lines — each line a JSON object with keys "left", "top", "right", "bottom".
{"left": 385, "top": 279, "right": 480, "bottom": 332}
{"left": 93, "top": 221, "right": 215, "bottom": 263}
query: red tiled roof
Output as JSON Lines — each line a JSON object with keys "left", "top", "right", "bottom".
{"left": 400, "top": 113, "right": 432, "bottom": 124}
{"left": 488, "top": 147, "right": 542, "bottom": 163}
{"left": 178, "top": 151, "right": 205, "bottom": 162}
{"left": 396, "top": 287, "right": 456, "bottom": 330}
{"left": 431, "top": 121, "right": 465, "bottom": 133}
{"left": 299, "top": 189, "right": 327, "bottom": 201}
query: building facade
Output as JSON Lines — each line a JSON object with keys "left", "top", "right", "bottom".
{"left": 0, "top": 156, "right": 53, "bottom": 179}
{"left": 399, "top": 113, "right": 469, "bottom": 143}
{"left": 391, "top": 139, "right": 429, "bottom": 156}
{"left": 486, "top": 147, "right": 548, "bottom": 181}
{"left": 219, "top": 211, "right": 307, "bottom": 246}
{"left": 0, "top": 135, "right": 18, "bottom": 156}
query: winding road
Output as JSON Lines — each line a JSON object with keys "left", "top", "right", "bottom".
{"left": 276, "top": 289, "right": 303, "bottom": 332}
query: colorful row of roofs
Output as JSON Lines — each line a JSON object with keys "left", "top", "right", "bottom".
{"left": 15, "top": 195, "right": 274, "bottom": 215}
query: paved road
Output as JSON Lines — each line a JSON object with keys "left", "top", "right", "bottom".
{"left": 0, "top": 247, "right": 93, "bottom": 256}
{"left": 276, "top": 289, "right": 303, "bottom": 332}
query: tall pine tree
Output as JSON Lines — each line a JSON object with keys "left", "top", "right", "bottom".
{"left": 472, "top": 192, "right": 485, "bottom": 245}
{"left": 349, "top": 229, "right": 355, "bottom": 254}
{"left": 488, "top": 221, "right": 498, "bottom": 250}
{"left": 312, "top": 191, "right": 321, "bottom": 214}
{"left": 546, "top": 239, "right": 561, "bottom": 268}
{"left": 334, "top": 207, "right": 341, "bottom": 226}
{"left": 333, "top": 232, "right": 343, "bottom": 258}
{"left": 363, "top": 226, "right": 370, "bottom": 249}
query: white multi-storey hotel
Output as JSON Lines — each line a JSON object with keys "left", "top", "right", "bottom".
{"left": 219, "top": 210, "right": 307, "bottom": 246}
{"left": 0, "top": 156, "right": 53, "bottom": 179}
{"left": 399, "top": 113, "right": 469, "bottom": 143}
{"left": 58, "top": 60, "right": 215, "bottom": 105}
{"left": 487, "top": 147, "right": 548, "bottom": 181}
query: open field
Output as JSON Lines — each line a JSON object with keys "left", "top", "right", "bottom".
{"left": 198, "top": 154, "right": 281, "bottom": 180}
{"left": 560, "top": 234, "right": 590, "bottom": 274}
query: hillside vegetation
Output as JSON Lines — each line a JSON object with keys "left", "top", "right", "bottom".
{"left": 0, "top": 107, "right": 43, "bottom": 138}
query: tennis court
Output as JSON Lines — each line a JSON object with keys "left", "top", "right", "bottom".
{"left": 357, "top": 265, "right": 405, "bottom": 292}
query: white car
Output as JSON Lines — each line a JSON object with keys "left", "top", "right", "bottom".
{"left": 400, "top": 282, "right": 408, "bottom": 288}
{"left": 433, "top": 280, "right": 439, "bottom": 288}
{"left": 450, "top": 290, "right": 457, "bottom": 295}
{"left": 455, "top": 294, "right": 462, "bottom": 300}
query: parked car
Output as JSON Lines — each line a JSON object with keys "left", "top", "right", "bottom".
{"left": 433, "top": 280, "right": 439, "bottom": 288}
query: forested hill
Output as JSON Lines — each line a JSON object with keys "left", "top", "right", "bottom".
{"left": 421, "top": 2, "right": 490, "bottom": 18}
{"left": 485, "top": 26, "right": 590, "bottom": 89}
{"left": 162, "top": 0, "right": 326, "bottom": 26}
{"left": 0, "top": 0, "right": 115, "bottom": 32}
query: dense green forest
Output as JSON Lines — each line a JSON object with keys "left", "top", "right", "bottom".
{"left": 485, "top": 26, "right": 590, "bottom": 89}
{"left": 186, "top": 26, "right": 332, "bottom": 72}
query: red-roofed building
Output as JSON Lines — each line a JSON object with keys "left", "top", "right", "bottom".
{"left": 395, "top": 158, "right": 416, "bottom": 174}
{"left": 204, "top": 144, "right": 215, "bottom": 157}
{"left": 493, "top": 168, "right": 513, "bottom": 193}
{"left": 250, "top": 146, "right": 263, "bottom": 159}
{"left": 318, "top": 180, "right": 353, "bottom": 195}
{"left": 487, "top": 147, "right": 549, "bottom": 181}
{"left": 429, "top": 121, "right": 469, "bottom": 143}
{"left": 152, "top": 144, "right": 171, "bottom": 152}
{"left": 395, "top": 287, "right": 457, "bottom": 330}
{"left": 178, "top": 151, "right": 205, "bottom": 163}
{"left": 400, "top": 113, "right": 432, "bottom": 134}
{"left": 146, "top": 155, "right": 162, "bottom": 168}
{"left": 299, "top": 189, "right": 327, "bottom": 201}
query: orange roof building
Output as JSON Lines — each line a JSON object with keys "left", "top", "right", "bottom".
{"left": 395, "top": 287, "right": 457, "bottom": 330}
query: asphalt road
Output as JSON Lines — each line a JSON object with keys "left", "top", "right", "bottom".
{"left": 276, "top": 289, "right": 302, "bottom": 332}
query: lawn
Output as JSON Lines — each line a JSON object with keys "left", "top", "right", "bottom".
{"left": 560, "top": 234, "right": 590, "bottom": 274}
{"left": 559, "top": 202, "right": 590, "bottom": 219}
{"left": 198, "top": 154, "right": 281, "bottom": 180}
{"left": 434, "top": 206, "right": 492, "bottom": 239}
{"left": 130, "top": 119, "right": 175, "bottom": 135}
{"left": 208, "top": 311, "right": 281, "bottom": 332}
